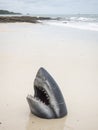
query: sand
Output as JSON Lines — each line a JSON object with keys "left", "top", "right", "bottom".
{"left": 0, "top": 23, "right": 98, "bottom": 130}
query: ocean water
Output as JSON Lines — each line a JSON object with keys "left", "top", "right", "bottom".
{"left": 40, "top": 14, "right": 98, "bottom": 31}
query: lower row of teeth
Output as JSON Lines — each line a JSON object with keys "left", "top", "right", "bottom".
{"left": 35, "top": 97, "right": 49, "bottom": 105}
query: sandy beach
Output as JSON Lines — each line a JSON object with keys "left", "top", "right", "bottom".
{"left": 0, "top": 22, "right": 98, "bottom": 130}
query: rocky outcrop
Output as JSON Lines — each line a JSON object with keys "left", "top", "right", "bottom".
{"left": 0, "top": 16, "right": 51, "bottom": 23}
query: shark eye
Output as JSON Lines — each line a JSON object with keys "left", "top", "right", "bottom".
{"left": 34, "top": 86, "right": 50, "bottom": 105}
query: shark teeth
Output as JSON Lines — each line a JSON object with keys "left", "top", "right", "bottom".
{"left": 34, "top": 86, "right": 50, "bottom": 105}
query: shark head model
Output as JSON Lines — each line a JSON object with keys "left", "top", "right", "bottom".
{"left": 26, "top": 67, "right": 67, "bottom": 119}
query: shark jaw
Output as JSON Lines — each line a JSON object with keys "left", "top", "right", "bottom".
{"left": 27, "top": 67, "right": 67, "bottom": 119}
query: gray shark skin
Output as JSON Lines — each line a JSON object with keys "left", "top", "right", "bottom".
{"left": 26, "top": 67, "right": 67, "bottom": 119}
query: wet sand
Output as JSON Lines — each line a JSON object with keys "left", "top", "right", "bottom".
{"left": 0, "top": 23, "right": 98, "bottom": 130}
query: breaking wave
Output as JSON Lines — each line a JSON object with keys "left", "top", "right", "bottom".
{"left": 43, "top": 14, "right": 98, "bottom": 31}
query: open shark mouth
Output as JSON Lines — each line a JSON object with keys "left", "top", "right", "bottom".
{"left": 34, "top": 85, "right": 50, "bottom": 105}
{"left": 27, "top": 67, "right": 67, "bottom": 119}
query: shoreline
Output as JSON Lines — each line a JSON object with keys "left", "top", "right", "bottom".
{"left": 0, "top": 15, "right": 98, "bottom": 32}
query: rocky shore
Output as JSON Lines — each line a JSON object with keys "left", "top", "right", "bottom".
{"left": 0, "top": 16, "right": 51, "bottom": 23}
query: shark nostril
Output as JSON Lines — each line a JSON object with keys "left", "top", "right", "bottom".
{"left": 34, "top": 86, "right": 50, "bottom": 105}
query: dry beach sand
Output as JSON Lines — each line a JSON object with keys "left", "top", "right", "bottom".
{"left": 0, "top": 23, "right": 98, "bottom": 130}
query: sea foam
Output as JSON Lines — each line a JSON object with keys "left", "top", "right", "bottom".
{"left": 43, "top": 15, "right": 98, "bottom": 31}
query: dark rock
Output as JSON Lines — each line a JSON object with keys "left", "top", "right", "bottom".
{"left": 0, "top": 16, "right": 52, "bottom": 23}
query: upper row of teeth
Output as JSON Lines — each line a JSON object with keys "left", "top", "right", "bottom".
{"left": 41, "top": 88, "right": 49, "bottom": 99}
{"left": 37, "top": 86, "right": 49, "bottom": 99}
